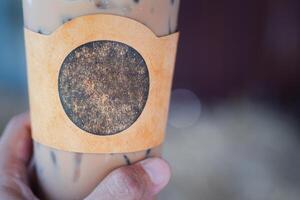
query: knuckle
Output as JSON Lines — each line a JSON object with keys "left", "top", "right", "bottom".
{"left": 2, "top": 164, "right": 25, "bottom": 180}
{"left": 108, "top": 167, "right": 147, "bottom": 199}
{"left": 0, "top": 175, "right": 36, "bottom": 200}
{"left": 0, "top": 176, "right": 20, "bottom": 194}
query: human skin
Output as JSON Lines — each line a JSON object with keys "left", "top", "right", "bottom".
{"left": 0, "top": 113, "right": 171, "bottom": 200}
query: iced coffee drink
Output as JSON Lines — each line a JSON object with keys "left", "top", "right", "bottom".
{"left": 22, "top": 0, "right": 180, "bottom": 199}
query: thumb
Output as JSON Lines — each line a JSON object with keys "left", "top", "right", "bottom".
{"left": 0, "top": 113, "right": 32, "bottom": 183}
{"left": 85, "top": 158, "right": 171, "bottom": 200}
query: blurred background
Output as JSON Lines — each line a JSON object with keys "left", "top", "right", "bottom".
{"left": 1, "top": 0, "right": 300, "bottom": 200}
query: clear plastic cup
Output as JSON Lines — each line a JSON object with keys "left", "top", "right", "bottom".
{"left": 22, "top": 0, "right": 180, "bottom": 199}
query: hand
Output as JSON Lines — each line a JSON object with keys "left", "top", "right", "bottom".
{"left": 0, "top": 113, "right": 171, "bottom": 200}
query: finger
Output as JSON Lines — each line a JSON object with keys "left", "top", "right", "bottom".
{"left": 0, "top": 112, "right": 32, "bottom": 182}
{"left": 85, "top": 158, "right": 171, "bottom": 200}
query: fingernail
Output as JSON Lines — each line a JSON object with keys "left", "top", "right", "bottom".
{"left": 141, "top": 158, "right": 170, "bottom": 186}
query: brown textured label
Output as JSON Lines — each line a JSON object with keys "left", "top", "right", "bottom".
{"left": 25, "top": 14, "right": 179, "bottom": 153}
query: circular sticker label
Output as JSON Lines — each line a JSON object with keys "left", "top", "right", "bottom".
{"left": 58, "top": 41, "right": 149, "bottom": 136}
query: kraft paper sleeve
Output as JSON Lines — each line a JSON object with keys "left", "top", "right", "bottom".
{"left": 25, "top": 14, "right": 179, "bottom": 153}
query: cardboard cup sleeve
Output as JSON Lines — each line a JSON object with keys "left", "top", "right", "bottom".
{"left": 25, "top": 14, "right": 179, "bottom": 153}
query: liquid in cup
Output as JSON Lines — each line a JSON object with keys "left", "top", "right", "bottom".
{"left": 22, "top": 0, "right": 180, "bottom": 199}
